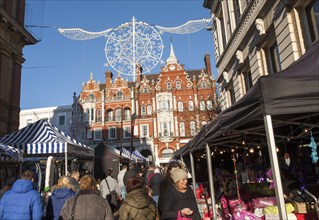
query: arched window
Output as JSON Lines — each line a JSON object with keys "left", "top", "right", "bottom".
{"left": 178, "top": 101, "right": 184, "bottom": 112}
{"left": 107, "top": 110, "right": 113, "bottom": 122}
{"left": 141, "top": 106, "right": 146, "bottom": 116}
{"left": 200, "top": 100, "right": 206, "bottom": 111}
{"left": 96, "top": 109, "right": 102, "bottom": 122}
{"left": 162, "top": 148, "right": 174, "bottom": 158}
{"left": 147, "top": 105, "right": 152, "bottom": 115}
{"left": 117, "top": 91, "right": 123, "bottom": 100}
{"left": 188, "top": 100, "right": 194, "bottom": 111}
{"left": 176, "top": 81, "right": 181, "bottom": 89}
{"left": 124, "top": 108, "right": 131, "bottom": 120}
{"left": 167, "top": 82, "right": 172, "bottom": 90}
{"left": 207, "top": 100, "right": 213, "bottom": 110}
{"left": 179, "top": 122, "right": 185, "bottom": 137}
{"left": 90, "top": 108, "right": 94, "bottom": 121}
{"left": 89, "top": 93, "right": 95, "bottom": 102}
{"left": 201, "top": 81, "right": 207, "bottom": 88}
{"left": 190, "top": 121, "right": 196, "bottom": 136}
{"left": 143, "top": 87, "right": 148, "bottom": 93}
{"left": 115, "top": 108, "right": 122, "bottom": 121}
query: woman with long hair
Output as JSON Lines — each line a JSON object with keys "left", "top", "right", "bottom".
{"left": 46, "top": 176, "right": 76, "bottom": 220}
{"left": 60, "top": 175, "right": 113, "bottom": 220}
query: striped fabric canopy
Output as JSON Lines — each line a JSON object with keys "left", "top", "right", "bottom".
{"left": 0, "top": 143, "right": 23, "bottom": 162}
{"left": 121, "top": 148, "right": 148, "bottom": 161}
{"left": 0, "top": 119, "right": 93, "bottom": 157}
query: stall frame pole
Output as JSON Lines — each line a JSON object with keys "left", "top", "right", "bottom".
{"left": 264, "top": 115, "right": 287, "bottom": 220}
{"left": 190, "top": 152, "right": 196, "bottom": 197}
{"left": 206, "top": 142, "right": 216, "bottom": 220}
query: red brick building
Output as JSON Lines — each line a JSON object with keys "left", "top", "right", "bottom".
{"left": 78, "top": 44, "right": 217, "bottom": 165}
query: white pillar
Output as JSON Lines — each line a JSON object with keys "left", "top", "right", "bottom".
{"left": 102, "top": 90, "right": 105, "bottom": 124}
{"left": 194, "top": 94, "right": 198, "bottom": 108}
{"left": 173, "top": 96, "right": 177, "bottom": 111}
{"left": 174, "top": 116, "right": 179, "bottom": 137}
{"left": 153, "top": 118, "right": 157, "bottom": 138}
{"left": 154, "top": 144, "right": 159, "bottom": 166}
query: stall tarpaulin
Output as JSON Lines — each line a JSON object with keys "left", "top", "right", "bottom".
{"left": 0, "top": 119, "right": 93, "bottom": 158}
{"left": 0, "top": 143, "right": 23, "bottom": 162}
{"left": 174, "top": 40, "right": 319, "bottom": 219}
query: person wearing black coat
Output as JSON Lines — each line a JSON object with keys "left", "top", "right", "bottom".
{"left": 147, "top": 167, "right": 164, "bottom": 205}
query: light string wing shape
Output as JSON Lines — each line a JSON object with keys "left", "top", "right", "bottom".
{"left": 154, "top": 18, "right": 212, "bottom": 34}
{"left": 58, "top": 28, "right": 113, "bottom": 40}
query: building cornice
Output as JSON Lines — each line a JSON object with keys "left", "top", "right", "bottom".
{"left": 216, "top": 0, "right": 266, "bottom": 79}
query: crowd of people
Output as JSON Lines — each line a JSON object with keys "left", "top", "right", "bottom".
{"left": 0, "top": 160, "right": 201, "bottom": 220}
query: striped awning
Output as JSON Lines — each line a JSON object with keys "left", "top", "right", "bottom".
{"left": 0, "top": 119, "right": 93, "bottom": 157}
{"left": 121, "top": 148, "right": 148, "bottom": 161}
{"left": 0, "top": 143, "right": 23, "bottom": 162}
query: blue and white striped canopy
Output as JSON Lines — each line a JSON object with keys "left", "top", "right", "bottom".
{"left": 0, "top": 143, "right": 23, "bottom": 161}
{"left": 0, "top": 119, "right": 93, "bottom": 157}
{"left": 121, "top": 148, "right": 148, "bottom": 161}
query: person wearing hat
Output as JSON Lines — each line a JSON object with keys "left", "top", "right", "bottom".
{"left": 160, "top": 167, "right": 200, "bottom": 220}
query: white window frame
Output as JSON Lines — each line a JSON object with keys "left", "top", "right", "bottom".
{"left": 115, "top": 109, "right": 122, "bottom": 121}
{"left": 108, "top": 126, "right": 117, "bottom": 139}
{"left": 107, "top": 110, "right": 113, "bottom": 122}
{"left": 123, "top": 126, "right": 131, "bottom": 139}
{"left": 179, "top": 122, "right": 185, "bottom": 137}
{"left": 201, "top": 81, "right": 207, "bottom": 88}
{"left": 96, "top": 109, "right": 102, "bottom": 122}
{"left": 94, "top": 128, "right": 102, "bottom": 140}
{"left": 188, "top": 100, "right": 194, "bottom": 111}
{"left": 207, "top": 100, "right": 213, "bottom": 110}
{"left": 167, "top": 81, "right": 172, "bottom": 90}
{"left": 178, "top": 101, "right": 184, "bottom": 112}
{"left": 141, "top": 106, "right": 146, "bottom": 116}
{"left": 147, "top": 105, "right": 152, "bottom": 115}
{"left": 143, "top": 87, "right": 148, "bottom": 93}
{"left": 190, "top": 121, "right": 196, "bottom": 136}
{"left": 140, "top": 124, "right": 149, "bottom": 137}
{"left": 176, "top": 81, "right": 181, "bottom": 89}
{"left": 200, "top": 100, "right": 206, "bottom": 111}
{"left": 124, "top": 109, "right": 131, "bottom": 120}
{"left": 58, "top": 115, "right": 66, "bottom": 126}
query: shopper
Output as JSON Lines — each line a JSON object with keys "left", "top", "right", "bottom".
{"left": 160, "top": 167, "right": 200, "bottom": 220}
{"left": 119, "top": 177, "right": 158, "bottom": 220}
{"left": 117, "top": 164, "right": 128, "bottom": 199}
{"left": 46, "top": 176, "right": 76, "bottom": 220}
{"left": 0, "top": 170, "right": 43, "bottom": 220}
{"left": 60, "top": 174, "right": 113, "bottom": 220}
{"left": 158, "top": 161, "right": 181, "bottom": 215}
{"left": 148, "top": 167, "right": 164, "bottom": 205}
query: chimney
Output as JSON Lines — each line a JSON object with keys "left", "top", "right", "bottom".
{"left": 204, "top": 54, "right": 212, "bottom": 76}
{"left": 105, "top": 71, "right": 113, "bottom": 88}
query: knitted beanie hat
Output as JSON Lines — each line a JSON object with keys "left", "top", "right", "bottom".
{"left": 170, "top": 167, "right": 188, "bottom": 183}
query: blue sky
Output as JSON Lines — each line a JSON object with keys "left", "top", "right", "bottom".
{"left": 21, "top": 0, "right": 217, "bottom": 109}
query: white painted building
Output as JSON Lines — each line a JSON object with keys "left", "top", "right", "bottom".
{"left": 19, "top": 105, "right": 73, "bottom": 135}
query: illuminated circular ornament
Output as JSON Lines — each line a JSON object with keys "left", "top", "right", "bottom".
{"left": 105, "top": 19, "right": 163, "bottom": 77}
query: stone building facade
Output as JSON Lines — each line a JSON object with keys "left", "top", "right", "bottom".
{"left": 0, "top": 0, "right": 37, "bottom": 136}
{"left": 79, "top": 45, "right": 217, "bottom": 165}
{"left": 203, "top": 0, "right": 319, "bottom": 110}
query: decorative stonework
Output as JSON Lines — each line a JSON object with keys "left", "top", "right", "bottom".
{"left": 216, "top": 0, "right": 266, "bottom": 77}
{"left": 255, "top": 18, "right": 265, "bottom": 35}
{"left": 236, "top": 50, "right": 244, "bottom": 64}
{"left": 222, "top": 71, "right": 229, "bottom": 83}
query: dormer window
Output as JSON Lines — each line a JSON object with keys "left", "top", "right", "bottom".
{"left": 167, "top": 82, "right": 172, "bottom": 90}
{"left": 201, "top": 81, "right": 207, "bottom": 88}
{"left": 117, "top": 91, "right": 123, "bottom": 100}
{"left": 143, "top": 87, "right": 148, "bottom": 93}
{"left": 176, "top": 81, "right": 181, "bottom": 89}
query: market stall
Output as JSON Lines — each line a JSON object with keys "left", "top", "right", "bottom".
{"left": 175, "top": 40, "right": 319, "bottom": 219}
{"left": 0, "top": 119, "right": 94, "bottom": 176}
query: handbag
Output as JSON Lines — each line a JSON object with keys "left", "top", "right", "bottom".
{"left": 177, "top": 210, "right": 192, "bottom": 220}
{"left": 104, "top": 178, "right": 119, "bottom": 211}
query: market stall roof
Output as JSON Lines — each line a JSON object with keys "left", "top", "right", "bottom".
{"left": 0, "top": 119, "right": 94, "bottom": 158}
{"left": 0, "top": 143, "right": 23, "bottom": 162}
{"left": 175, "top": 40, "right": 319, "bottom": 156}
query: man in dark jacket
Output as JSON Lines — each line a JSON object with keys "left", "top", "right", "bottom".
{"left": 123, "top": 164, "right": 137, "bottom": 186}
{"left": 148, "top": 167, "right": 164, "bottom": 205}
{"left": 0, "top": 170, "right": 43, "bottom": 220}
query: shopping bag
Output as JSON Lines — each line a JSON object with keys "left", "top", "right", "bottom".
{"left": 177, "top": 210, "right": 192, "bottom": 220}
